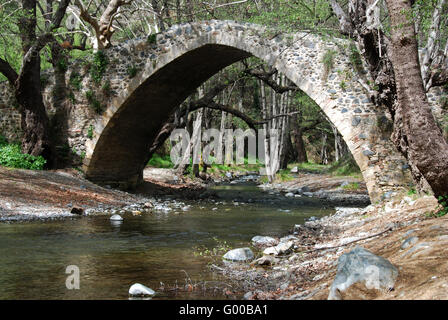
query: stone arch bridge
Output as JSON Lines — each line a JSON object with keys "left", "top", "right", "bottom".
{"left": 1, "top": 20, "right": 426, "bottom": 202}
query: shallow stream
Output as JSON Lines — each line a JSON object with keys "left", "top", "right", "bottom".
{"left": 0, "top": 182, "right": 335, "bottom": 299}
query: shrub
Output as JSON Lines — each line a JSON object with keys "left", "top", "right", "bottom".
{"left": 87, "top": 125, "right": 94, "bottom": 139}
{"left": 69, "top": 72, "right": 83, "bottom": 91}
{"left": 147, "top": 33, "right": 157, "bottom": 44}
{"left": 322, "top": 49, "right": 337, "bottom": 79}
{"left": 0, "top": 134, "right": 8, "bottom": 146}
{"left": 127, "top": 65, "right": 138, "bottom": 78}
{"left": 90, "top": 50, "right": 109, "bottom": 83}
{"left": 0, "top": 143, "right": 46, "bottom": 170}
{"left": 56, "top": 59, "right": 68, "bottom": 73}
{"left": 86, "top": 90, "right": 103, "bottom": 113}
{"left": 102, "top": 80, "right": 111, "bottom": 96}
{"left": 434, "top": 196, "right": 448, "bottom": 217}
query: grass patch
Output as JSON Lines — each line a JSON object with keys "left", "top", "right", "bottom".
{"left": 288, "top": 162, "right": 331, "bottom": 174}
{"left": 147, "top": 153, "right": 174, "bottom": 168}
{"left": 277, "top": 169, "right": 295, "bottom": 182}
{"left": 342, "top": 182, "right": 360, "bottom": 191}
{"left": 329, "top": 156, "right": 361, "bottom": 177}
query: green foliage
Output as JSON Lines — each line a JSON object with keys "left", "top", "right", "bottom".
{"left": 434, "top": 195, "right": 448, "bottom": 217}
{"left": 322, "top": 49, "right": 337, "bottom": 78}
{"left": 127, "top": 65, "right": 138, "bottom": 78}
{"left": 193, "top": 236, "right": 233, "bottom": 264}
{"left": 276, "top": 169, "right": 295, "bottom": 182}
{"left": 288, "top": 162, "right": 330, "bottom": 173}
{"left": 56, "top": 59, "right": 68, "bottom": 73}
{"left": 85, "top": 90, "right": 94, "bottom": 101}
{"left": 349, "top": 44, "right": 363, "bottom": 73}
{"left": 147, "top": 153, "right": 174, "bottom": 168}
{"left": 68, "top": 91, "right": 76, "bottom": 104}
{"left": 329, "top": 156, "right": 361, "bottom": 177}
{"left": 244, "top": 0, "right": 333, "bottom": 34}
{"left": 147, "top": 33, "right": 157, "bottom": 44}
{"left": 342, "top": 182, "right": 360, "bottom": 191}
{"left": 85, "top": 90, "right": 102, "bottom": 113}
{"left": 69, "top": 72, "right": 83, "bottom": 91}
{"left": 407, "top": 188, "right": 417, "bottom": 196}
{"left": 90, "top": 50, "right": 109, "bottom": 83}
{"left": 0, "top": 135, "right": 8, "bottom": 146}
{"left": 102, "top": 80, "right": 112, "bottom": 96}
{"left": 0, "top": 143, "right": 46, "bottom": 170}
{"left": 87, "top": 125, "right": 94, "bottom": 139}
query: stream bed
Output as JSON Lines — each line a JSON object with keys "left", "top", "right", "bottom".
{"left": 0, "top": 182, "right": 335, "bottom": 299}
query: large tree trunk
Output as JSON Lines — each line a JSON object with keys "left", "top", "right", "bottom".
{"left": 385, "top": 0, "right": 448, "bottom": 198}
{"left": 15, "top": 70, "right": 53, "bottom": 164}
{"left": 16, "top": 0, "right": 53, "bottom": 164}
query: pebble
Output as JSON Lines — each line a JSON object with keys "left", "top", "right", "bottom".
{"left": 129, "top": 283, "right": 155, "bottom": 296}
{"left": 401, "top": 236, "right": 419, "bottom": 250}
{"left": 110, "top": 214, "right": 123, "bottom": 221}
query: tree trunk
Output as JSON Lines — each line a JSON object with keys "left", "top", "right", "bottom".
{"left": 16, "top": 73, "right": 53, "bottom": 164}
{"left": 293, "top": 127, "right": 308, "bottom": 163}
{"left": 16, "top": 0, "right": 53, "bottom": 165}
{"left": 385, "top": 0, "right": 448, "bottom": 198}
{"left": 320, "top": 133, "right": 329, "bottom": 165}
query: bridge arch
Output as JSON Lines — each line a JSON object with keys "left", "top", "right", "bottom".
{"left": 81, "top": 20, "right": 411, "bottom": 202}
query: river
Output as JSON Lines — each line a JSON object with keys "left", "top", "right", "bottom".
{"left": 0, "top": 182, "right": 335, "bottom": 299}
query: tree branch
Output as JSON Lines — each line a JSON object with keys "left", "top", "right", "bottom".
{"left": 244, "top": 67, "right": 300, "bottom": 94}
{"left": 0, "top": 57, "right": 18, "bottom": 84}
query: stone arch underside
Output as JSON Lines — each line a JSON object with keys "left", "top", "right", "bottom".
{"left": 82, "top": 20, "right": 412, "bottom": 202}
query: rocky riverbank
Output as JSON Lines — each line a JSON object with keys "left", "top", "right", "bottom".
{"left": 258, "top": 172, "right": 370, "bottom": 206}
{"left": 216, "top": 194, "right": 448, "bottom": 300}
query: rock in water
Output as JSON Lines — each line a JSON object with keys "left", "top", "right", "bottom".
{"left": 70, "top": 207, "right": 84, "bottom": 215}
{"left": 129, "top": 283, "right": 155, "bottom": 296}
{"left": 328, "top": 246, "right": 398, "bottom": 300}
{"left": 110, "top": 214, "right": 123, "bottom": 221}
{"left": 251, "top": 236, "right": 279, "bottom": 246}
{"left": 223, "top": 248, "right": 254, "bottom": 262}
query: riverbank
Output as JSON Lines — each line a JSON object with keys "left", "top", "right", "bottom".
{"left": 217, "top": 194, "right": 448, "bottom": 300}
{"left": 2, "top": 165, "right": 447, "bottom": 300}
{"left": 258, "top": 172, "right": 370, "bottom": 206}
{"left": 0, "top": 166, "right": 207, "bottom": 220}
{"left": 0, "top": 165, "right": 367, "bottom": 220}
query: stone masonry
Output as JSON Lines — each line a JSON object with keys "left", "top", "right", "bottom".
{"left": 1, "top": 20, "right": 447, "bottom": 202}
